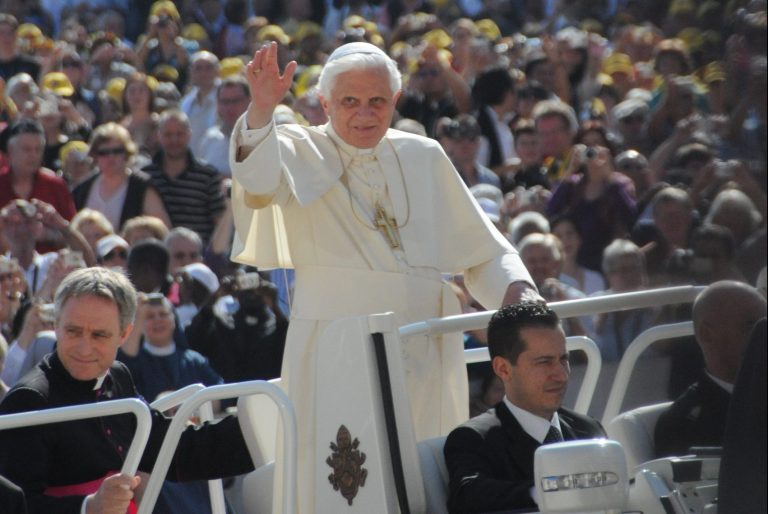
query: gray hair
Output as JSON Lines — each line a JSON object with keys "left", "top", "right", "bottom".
{"left": 518, "top": 232, "right": 562, "bottom": 262}
{"left": 532, "top": 99, "right": 579, "bottom": 135}
{"left": 704, "top": 188, "right": 762, "bottom": 231}
{"left": 651, "top": 186, "right": 692, "bottom": 216}
{"left": 508, "top": 211, "right": 551, "bottom": 245}
{"left": 54, "top": 267, "right": 138, "bottom": 332}
{"left": 164, "top": 226, "right": 202, "bottom": 248}
{"left": 157, "top": 109, "right": 191, "bottom": 131}
{"left": 317, "top": 52, "right": 401, "bottom": 99}
{"left": 601, "top": 238, "right": 643, "bottom": 274}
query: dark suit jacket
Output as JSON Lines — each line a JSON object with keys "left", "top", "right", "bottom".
{"left": 654, "top": 372, "right": 731, "bottom": 458}
{"left": 718, "top": 318, "right": 766, "bottom": 514}
{"left": 0, "top": 353, "right": 254, "bottom": 514}
{"left": 444, "top": 401, "right": 605, "bottom": 513}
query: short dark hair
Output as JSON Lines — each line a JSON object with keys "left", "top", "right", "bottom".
{"left": 472, "top": 67, "right": 514, "bottom": 106}
{"left": 487, "top": 302, "right": 560, "bottom": 364}
{"left": 0, "top": 119, "right": 45, "bottom": 153}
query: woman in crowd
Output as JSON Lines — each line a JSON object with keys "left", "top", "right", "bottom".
{"left": 551, "top": 215, "right": 605, "bottom": 295}
{"left": 547, "top": 143, "right": 637, "bottom": 271}
{"left": 119, "top": 72, "right": 160, "bottom": 159}
{"left": 72, "top": 122, "right": 170, "bottom": 232}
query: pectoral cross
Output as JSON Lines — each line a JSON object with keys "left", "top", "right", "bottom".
{"left": 373, "top": 203, "right": 401, "bottom": 249}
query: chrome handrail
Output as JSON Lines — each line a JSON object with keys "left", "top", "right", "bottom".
{"left": 0, "top": 398, "right": 152, "bottom": 476}
{"left": 138, "top": 381, "right": 298, "bottom": 514}
{"left": 398, "top": 285, "right": 703, "bottom": 338}
{"left": 601, "top": 321, "right": 695, "bottom": 425}
{"left": 149, "top": 383, "right": 226, "bottom": 514}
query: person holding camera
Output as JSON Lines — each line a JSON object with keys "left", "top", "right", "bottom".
{"left": 186, "top": 271, "right": 288, "bottom": 383}
{"left": 135, "top": 2, "right": 195, "bottom": 91}
{"left": 0, "top": 198, "right": 94, "bottom": 299}
{"left": 546, "top": 142, "right": 637, "bottom": 272}
{"left": 0, "top": 119, "right": 78, "bottom": 254}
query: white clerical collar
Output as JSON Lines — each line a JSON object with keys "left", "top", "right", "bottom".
{"left": 325, "top": 123, "right": 385, "bottom": 158}
{"left": 706, "top": 371, "right": 734, "bottom": 394}
{"left": 503, "top": 396, "right": 562, "bottom": 444}
{"left": 93, "top": 372, "right": 109, "bottom": 391}
{"left": 142, "top": 340, "right": 176, "bottom": 356}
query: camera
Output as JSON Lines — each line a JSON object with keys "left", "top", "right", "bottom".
{"left": 576, "top": 145, "right": 596, "bottom": 161}
{"left": 62, "top": 250, "right": 86, "bottom": 269}
{"left": 156, "top": 15, "right": 171, "bottom": 28}
{"left": 15, "top": 199, "right": 36, "bottom": 218}
{"left": 236, "top": 272, "right": 261, "bottom": 291}
{"left": 39, "top": 303, "right": 56, "bottom": 323}
{"left": 145, "top": 292, "right": 166, "bottom": 306}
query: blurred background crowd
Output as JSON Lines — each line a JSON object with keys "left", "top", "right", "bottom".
{"left": 0, "top": 0, "right": 765, "bottom": 420}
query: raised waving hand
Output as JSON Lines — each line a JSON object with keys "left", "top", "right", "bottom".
{"left": 245, "top": 42, "right": 298, "bottom": 129}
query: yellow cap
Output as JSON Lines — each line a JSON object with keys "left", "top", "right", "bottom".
{"left": 257, "top": 24, "right": 290, "bottom": 45}
{"left": 676, "top": 27, "right": 704, "bottom": 52}
{"left": 182, "top": 23, "right": 208, "bottom": 42}
{"left": 219, "top": 57, "right": 245, "bottom": 78}
{"left": 602, "top": 52, "right": 634, "bottom": 76}
{"left": 150, "top": 0, "right": 181, "bottom": 20}
{"left": 702, "top": 61, "right": 725, "bottom": 84}
{"left": 668, "top": 0, "right": 695, "bottom": 15}
{"left": 151, "top": 64, "right": 180, "bottom": 82}
{"left": 293, "top": 21, "right": 322, "bottom": 43}
{"left": 42, "top": 72, "right": 75, "bottom": 97}
{"left": 17, "top": 23, "right": 43, "bottom": 41}
{"left": 475, "top": 19, "right": 501, "bottom": 41}
{"left": 105, "top": 77, "right": 126, "bottom": 104}
{"left": 293, "top": 64, "right": 322, "bottom": 97}
{"left": 423, "top": 28, "right": 452, "bottom": 50}
{"left": 343, "top": 15, "right": 367, "bottom": 30}
{"left": 59, "top": 140, "right": 90, "bottom": 164}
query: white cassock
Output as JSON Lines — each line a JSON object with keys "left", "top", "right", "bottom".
{"left": 230, "top": 116, "right": 533, "bottom": 513}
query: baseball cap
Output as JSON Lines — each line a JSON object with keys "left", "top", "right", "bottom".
{"left": 97, "top": 234, "right": 129, "bottom": 260}
{"left": 59, "top": 140, "right": 90, "bottom": 164}
{"left": 42, "top": 72, "right": 75, "bottom": 97}
{"left": 181, "top": 262, "right": 220, "bottom": 294}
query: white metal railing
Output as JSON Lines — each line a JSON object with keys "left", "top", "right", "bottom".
{"left": 138, "top": 380, "right": 298, "bottom": 514}
{"left": 0, "top": 398, "right": 152, "bottom": 476}
{"left": 149, "top": 383, "right": 227, "bottom": 514}
{"left": 464, "top": 336, "right": 601, "bottom": 415}
{"left": 601, "top": 321, "right": 694, "bottom": 425}
{"left": 398, "top": 285, "right": 703, "bottom": 338}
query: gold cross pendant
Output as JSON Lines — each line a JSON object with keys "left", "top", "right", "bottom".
{"left": 373, "top": 203, "right": 401, "bottom": 249}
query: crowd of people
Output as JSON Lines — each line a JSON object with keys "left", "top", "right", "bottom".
{"left": 0, "top": 0, "right": 766, "bottom": 512}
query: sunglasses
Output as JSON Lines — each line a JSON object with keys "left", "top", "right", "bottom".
{"left": 95, "top": 147, "right": 126, "bottom": 157}
{"left": 104, "top": 249, "right": 128, "bottom": 261}
{"left": 620, "top": 115, "right": 645, "bottom": 124}
{"left": 62, "top": 60, "right": 83, "bottom": 68}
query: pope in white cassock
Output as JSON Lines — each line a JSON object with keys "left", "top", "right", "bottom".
{"left": 229, "top": 41, "right": 539, "bottom": 512}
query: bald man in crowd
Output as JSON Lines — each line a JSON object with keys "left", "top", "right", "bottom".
{"left": 654, "top": 280, "right": 767, "bottom": 457}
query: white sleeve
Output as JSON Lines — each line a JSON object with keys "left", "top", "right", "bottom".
{"left": 0, "top": 340, "right": 27, "bottom": 386}
{"left": 464, "top": 252, "right": 535, "bottom": 309}
{"left": 230, "top": 116, "right": 282, "bottom": 196}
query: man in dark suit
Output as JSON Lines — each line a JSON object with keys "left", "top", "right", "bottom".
{"left": 654, "top": 281, "right": 766, "bottom": 458}
{"left": 0, "top": 267, "right": 255, "bottom": 514}
{"left": 444, "top": 302, "right": 605, "bottom": 513}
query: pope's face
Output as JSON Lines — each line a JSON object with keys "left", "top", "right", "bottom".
{"left": 56, "top": 295, "right": 132, "bottom": 381}
{"left": 321, "top": 68, "right": 401, "bottom": 149}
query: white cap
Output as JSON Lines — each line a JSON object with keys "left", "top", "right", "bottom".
{"left": 181, "top": 262, "right": 220, "bottom": 294}
{"left": 96, "top": 234, "right": 129, "bottom": 260}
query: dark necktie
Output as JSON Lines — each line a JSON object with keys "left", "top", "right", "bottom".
{"left": 543, "top": 425, "right": 563, "bottom": 444}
